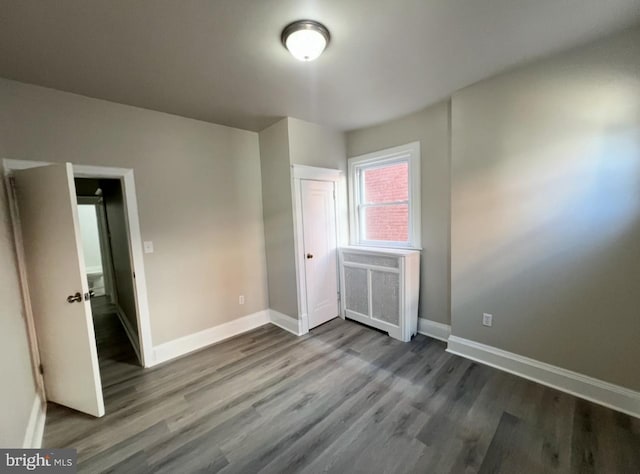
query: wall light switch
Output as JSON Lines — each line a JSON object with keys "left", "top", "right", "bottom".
{"left": 143, "top": 241, "right": 154, "bottom": 254}
{"left": 239, "top": 295, "right": 245, "bottom": 305}
{"left": 482, "top": 313, "right": 493, "bottom": 327}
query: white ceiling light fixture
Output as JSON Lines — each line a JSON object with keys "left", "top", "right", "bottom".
{"left": 281, "top": 20, "right": 330, "bottom": 62}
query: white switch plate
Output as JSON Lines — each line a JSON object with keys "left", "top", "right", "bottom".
{"left": 143, "top": 241, "right": 154, "bottom": 254}
{"left": 239, "top": 295, "right": 245, "bottom": 305}
{"left": 482, "top": 313, "right": 493, "bottom": 327}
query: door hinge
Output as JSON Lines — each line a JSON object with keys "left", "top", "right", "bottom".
{"left": 38, "top": 364, "right": 44, "bottom": 375}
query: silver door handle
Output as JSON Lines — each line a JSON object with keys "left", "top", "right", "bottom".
{"left": 67, "top": 292, "right": 82, "bottom": 303}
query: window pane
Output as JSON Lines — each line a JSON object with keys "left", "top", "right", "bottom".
{"left": 364, "top": 204, "right": 409, "bottom": 242}
{"left": 363, "top": 161, "right": 408, "bottom": 204}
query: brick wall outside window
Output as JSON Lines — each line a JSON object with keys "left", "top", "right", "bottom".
{"left": 362, "top": 162, "right": 409, "bottom": 242}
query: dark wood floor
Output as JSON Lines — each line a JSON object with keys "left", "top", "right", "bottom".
{"left": 43, "top": 317, "right": 640, "bottom": 473}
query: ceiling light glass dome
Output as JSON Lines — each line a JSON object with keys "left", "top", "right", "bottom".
{"left": 281, "top": 20, "right": 330, "bottom": 62}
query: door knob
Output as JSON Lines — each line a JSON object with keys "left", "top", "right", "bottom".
{"left": 67, "top": 292, "right": 82, "bottom": 303}
{"left": 306, "top": 253, "right": 314, "bottom": 259}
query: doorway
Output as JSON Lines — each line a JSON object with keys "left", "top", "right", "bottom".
{"left": 3, "top": 159, "right": 152, "bottom": 418}
{"left": 75, "top": 178, "right": 142, "bottom": 370}
{"left": 293, "top": 165, "right": 342, "bottom": 332}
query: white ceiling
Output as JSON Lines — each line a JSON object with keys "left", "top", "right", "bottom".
{"left": 1, "top": 0, "right": 639, "bottom": 132}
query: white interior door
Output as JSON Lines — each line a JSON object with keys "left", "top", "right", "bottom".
{"left": 13, "top": 163, "right": 105, "bottom": 417}
{"left": 301, "top": 179, "right": 339, "bottom": 329}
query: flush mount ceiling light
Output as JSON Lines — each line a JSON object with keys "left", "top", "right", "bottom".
{"left": 281, "top": 20, "right": 330, "bottom": 62}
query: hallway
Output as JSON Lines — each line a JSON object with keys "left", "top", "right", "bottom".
{"left": 92, "top": 310, "right": 139, "bottom": 391}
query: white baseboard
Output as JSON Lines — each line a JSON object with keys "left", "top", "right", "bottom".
{"left": 417, "top": 318, "right": 451, "bottom": 342}
{"left": 150, "top": 307, "right": 334, "bottom": 367}
{"left": 447, "top": 336, "right": 640, "bottom": 419}
{"left": 115, "top": 306, "right": 142, "bottom": 365}
{"left": 152, "top": 310, "right": 270, "bottom": 366}
{"left": 269, "top": 309, "right": 305, "bottom": 336}
{"left": 23, "top": 394, "right": 46, "bottom": 448}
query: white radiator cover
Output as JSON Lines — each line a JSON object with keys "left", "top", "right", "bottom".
{"left": 339, "top": 246, "right": 420, "bottom": 342}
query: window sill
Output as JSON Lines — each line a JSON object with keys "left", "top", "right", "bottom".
{"left": 350, "top": 243, "right": 423, "bottom": 252}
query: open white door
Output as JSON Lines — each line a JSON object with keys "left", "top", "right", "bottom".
{"left": 301, "top": 179, "right": 339, "bottom": 329}
{"left": 13, "top": 163, "right": 105, "bottom": 417}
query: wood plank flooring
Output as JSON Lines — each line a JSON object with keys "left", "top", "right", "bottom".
{"left": 43, "top": 317, "right": 640, "bottom": 473}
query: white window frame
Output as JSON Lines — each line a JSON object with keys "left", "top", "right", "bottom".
{"left": 348, "top": 141, "right": 421, "bottom": 249}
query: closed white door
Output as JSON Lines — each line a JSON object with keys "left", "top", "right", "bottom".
{"left": 14, "top": 163, "right": 105, "bottom": 417}
{"left": 301, "top": 179, "right": 339, "bottom": 329}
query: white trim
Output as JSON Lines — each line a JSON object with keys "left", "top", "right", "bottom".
{"left": 292, "top": 176, "right": 308, "bottom": 326}
{"left": 292, "top": 164, "right": 342, "bottom": 181}
{"left": 447, "top": 336, "right": 640, "bottom": 419}
{"left": 151, "top": 310, "right": 270, "bottom": 366}
{"left": 151, "top": 308, "right": 310, "bottom": 367}
{"left": 22, "top": 395, "right": 46, "bottom": 448}
{"left": 72, "top": 164, "right": 134, "bottom": 179}
{"left": 300, "top": 313, "right": 311, "bottom": 332}
{"left": 72, "top": 164, "right": 154, "bottom": 368}
{"left": 291, "top": 165, "right": 342, "bottom": 333}
{"left": 347, "top": 141, "right": 421, "bottom": 249}
{"left": 121, "top": 170, "right": 153, "bottom": 367}
{"left": 115, "top": 305, "right": 142, "bottom": 365}
{"left": 417, "top": 318, "right": 451, "bottom": 342}
{"left": 269, "top": 309, "right": 304, "bottom": 336}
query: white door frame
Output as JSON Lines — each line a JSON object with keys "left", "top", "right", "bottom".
{"left": 3, "top": 159, "right": 154, "bottom": 369}
{"left": 291, "top": 165, "right": 344, "bottom": 334}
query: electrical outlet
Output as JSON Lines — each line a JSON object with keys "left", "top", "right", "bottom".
{"left": 239, "top": 295, "right": 245, "bottom": 305}
{"left": 143, "top": 241, "right": 154, "bottom": 254}
{"left": 482, "top": 313, "right": 493, "bottom": 327}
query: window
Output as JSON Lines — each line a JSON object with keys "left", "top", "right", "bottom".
{"left": 348, "top": 142, "right": 421, "bottom": 248}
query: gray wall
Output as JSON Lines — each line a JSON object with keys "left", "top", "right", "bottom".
{"left": 451, "top": 26, "right": 640, "bottom": 391}
{"left": 288, "top": 118, "right": 347, "bottom": 171}
{"left": 259, "top": 117, "right": 348, "bottom": 319}
{"left": 0, "top": 177, "right": 37, "bottom": 447}
{"left": 0, "top": 78, "right": 268, "bottom": 345}
{"left": 288, "top": 118, "right": 349, "bottom": 247}
{"left": 102, "top": 179, "right": 139, "bottom": 339}
{"left": 346, "top": 102, "right": 452, "bottom": 325}
{"left": 259, "top": 119, "right": 298, "bottom": 318}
